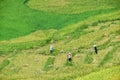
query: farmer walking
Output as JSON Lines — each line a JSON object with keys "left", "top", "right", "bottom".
{"left": 50, "top": 44, "right": 53, "bottom": 54}
{"left": 67, "top": 52, "right": 72, "bottom": 62}
{"left": 93, "top": 44, "right": 98, "bottom": 54}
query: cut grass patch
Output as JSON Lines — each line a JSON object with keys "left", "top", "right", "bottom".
{"left": 43, "top": 56, "right": 55, "bottom": 71}
{"left": 84, "top": 53, "right": 93, "bottom": 64}
{"left": 99, "top": 45, "right": 119, "bottom": 67}
{"left": 0, "top": 59, "right": 9, "bottom": 72}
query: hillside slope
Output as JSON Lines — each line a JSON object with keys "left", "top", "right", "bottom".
{"left": 0, "top": 0, "right": 120, "bottom": 40}
{"left": 0, "top": 0, "right": 120, "bottom": 80}
{"left": 0, "top": 18, "right": 120, "bottom": 80}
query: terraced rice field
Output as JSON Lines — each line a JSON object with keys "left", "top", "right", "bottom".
{"left": 0, "top": 0, "right": 120, "bottom": 80}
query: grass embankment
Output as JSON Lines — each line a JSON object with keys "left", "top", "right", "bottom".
{"left": 27, "top": 0, "right": 120, "bottom": 14}
{"left": 75, "top": 66, "right": 120, "bottom": 80}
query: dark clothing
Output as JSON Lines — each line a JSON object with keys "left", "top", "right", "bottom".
{"left": 94, "top": 47, "right": 98, "bottom": 54}
{"left": 67, "top": 53, "right": 72, "bottom": 62}
{"left": 50, "top": 50, "right": 53, "bottom": 53}
{"left": 68, "top": 58, "right": 72, "bottom": 62}
{"left": 50, "top": 45, "right": 53, "bottom": 54}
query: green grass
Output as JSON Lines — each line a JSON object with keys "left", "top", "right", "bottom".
{"left": 43, "top": 57, "right": 55, "bottom": 71}
{"left": 0, "top": 13, "right": 119, "bottom": 54}
{"left": 75, "top": 66, "right": 120, "bottom": 80}
{"left": 0, "top": 19, "right": 120, "bottom": 80}
{"left": 84, "top": 52, "right": 93, "bottom": 64}
{"left": 65, "top": 59, "right": 73, "bottom": 66}
{"left": 0, "top": 0, "right": 120, "bottom": 80}
{"left": 0, "top": 59, "right": 9, "bottom": 71}
{"left": 0, "top": 0, "right": 120, "bottom": 40}
{"left": 65, "top": 24, "right": 89, "bottom": 39}
{"left": 0, "top": 39, "right": 50, "bottom": 54}
{"left": 27, "top": 0, "right": 120, "bottom": 14}
{"left": 99, "top": 44, "right": 120, "bottom": 67}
